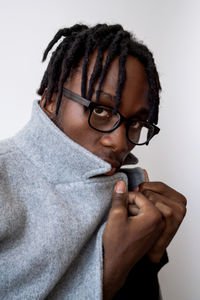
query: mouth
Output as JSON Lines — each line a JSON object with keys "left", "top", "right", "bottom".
{"left": 104, "top": 167, "right": 117, "bottom": 176}
{"left": 103, "top": 160, "right": 121, "bottom": 176}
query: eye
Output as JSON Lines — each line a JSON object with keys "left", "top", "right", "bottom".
{"left": 130, "top": 120, "right": 142, "bottom": 129}
{"left": 93, "top": 107, "right": 113, "bottom": 118}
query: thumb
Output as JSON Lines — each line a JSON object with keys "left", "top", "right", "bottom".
{"left": 111, "top": 181, "right": 127, "bottom": 209}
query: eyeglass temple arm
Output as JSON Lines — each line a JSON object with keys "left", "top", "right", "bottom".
{"left": 145, "top": 125, "right": 160, "bottom": 146}
{"left": 62, "top": 88, "right": 91, "bottom": 107}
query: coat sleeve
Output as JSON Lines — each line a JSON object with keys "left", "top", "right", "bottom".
{"left": 112, "top": 251, "right": 169, "bottom": 300}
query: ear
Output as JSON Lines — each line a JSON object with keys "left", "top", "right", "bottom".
{"left": 39, "top": 89, "right": 57, "bottom": 119}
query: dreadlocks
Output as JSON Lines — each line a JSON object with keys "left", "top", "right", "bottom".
{"left": 37, "top": 23, "right": 161, "bottom": 124}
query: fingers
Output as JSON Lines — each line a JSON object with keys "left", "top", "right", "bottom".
{"left": 110, "top": 181, "right": 128, "bottom": 222}
{"left": 128, "top": 193, "right": 174, "bottom": 219}
{"left": 128, "top": 204, "right": 139, "bottom": 216}
{"left": 111, "top": 181, "right": 162, "bottom": 223}
{"left": 155, "top": 202, "right": 174, "bottom": 221}
{"left": 112, "top": 181, "right": 127, "bottom": 208}
{"left": 142, "top": 190, "right": 186, "bottom": 224}
{"left": 153, "top": 202, "right": 179, "bottom": 247}
{"left": 142, "top": 189, "right": 179, "bottom": 209}
{"left": 139, "top": 182, "right": 187, "bottom": 206}
{"left": 128, "top": 191, "right": 156, "bottom": 214}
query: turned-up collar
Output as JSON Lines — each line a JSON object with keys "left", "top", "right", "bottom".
{"left": 13, "top": 100, "right": 138, "bottom": 185}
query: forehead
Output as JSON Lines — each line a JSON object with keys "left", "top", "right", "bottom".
{"left": 66, "top": 50, "right": 149, "bottom": 118}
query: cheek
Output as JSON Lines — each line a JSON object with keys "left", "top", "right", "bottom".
{"left": 128, "top": 143, "right": 135, "bottom": 152}
{"left": 55, "top": 103, "right": 102, "bottom": 151}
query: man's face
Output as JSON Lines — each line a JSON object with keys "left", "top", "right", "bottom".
{"left": 40, "top": 52, "right": 149, "bottom": 174}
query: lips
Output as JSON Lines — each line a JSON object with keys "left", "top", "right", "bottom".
{"left": 104, "top": 167, "right": 117, "bottom": 176}
{"left": 103, "top": 160, "right": 121, "bottom": 176}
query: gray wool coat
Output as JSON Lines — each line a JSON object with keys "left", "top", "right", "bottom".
{"left": 0, "top": 100, "right": 145, "bottom": 300}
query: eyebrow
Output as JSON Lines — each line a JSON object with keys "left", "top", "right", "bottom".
{"left": 95, "top": 90, "right": 150, "bottom": 118}
{"left": 63, "top": 87, "right": 150, "bottom": 120}
{"left": 95, "top": 90, "right": 116, "bottom": 102}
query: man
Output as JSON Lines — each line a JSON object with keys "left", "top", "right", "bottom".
{"left": 0, "top": 24, "right": 186, "bottom": 299}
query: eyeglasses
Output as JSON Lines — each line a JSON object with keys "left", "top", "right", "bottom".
{"left": 62, "top": 88, "right": 160, "bottom": 145}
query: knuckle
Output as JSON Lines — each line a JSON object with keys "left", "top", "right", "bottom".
{"left": 128, "top": 191, "right": 134, "bottom": 197}
{"left": 134, "top": 191, "right": 145, "bottom": 201}
{"left": 146, "top": 191, "right": 154, "bottom": 201}
{"left": 113, "top": 194, "right": 126, "bottom": 202}
{"left": 128, "top": 191, "right": 136, "bottom": 204}
{"left": 164, "top": 207, "right": 173, "bottom": 218}
{"left": 137, "top": 191, "right": 145, "bottom": 198}
{"left": 111, "top": 207, "right": 126, "bottom": 219}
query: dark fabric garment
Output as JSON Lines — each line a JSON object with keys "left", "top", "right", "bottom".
{"left": 113, "top": 251, "right": 168, "bottom": 300}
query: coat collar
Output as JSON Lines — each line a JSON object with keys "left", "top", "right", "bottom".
{"left": 13, "top": 100, "right": 138, "bottom": 184}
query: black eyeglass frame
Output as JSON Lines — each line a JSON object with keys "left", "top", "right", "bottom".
{"left": 62, "top": 87, "right": 160, "bottom": 145}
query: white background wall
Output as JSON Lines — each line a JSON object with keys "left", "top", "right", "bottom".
{"left": 0, "top": 1, "right": 199, "bottom": 299}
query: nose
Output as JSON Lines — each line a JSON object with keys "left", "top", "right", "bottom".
{"left": 100, "top": 123, "right": 129, "bottom": 153}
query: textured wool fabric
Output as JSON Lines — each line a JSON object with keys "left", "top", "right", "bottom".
{"left": 0, "top": 100, "right": 145, "bottom": 300}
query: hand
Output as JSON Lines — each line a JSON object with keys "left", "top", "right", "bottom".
{"left": 128, "top": 170, "right": 187, "bottom": 263}
{"left": 102, "top": 181, "right": 165, "bottom": 300}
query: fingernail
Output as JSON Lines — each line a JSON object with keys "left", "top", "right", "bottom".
{"left": 115, "top": 181, "right": 125, "bottom": 193}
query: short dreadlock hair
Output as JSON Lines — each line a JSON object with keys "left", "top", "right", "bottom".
{"left": 37, "top": 23, "right": 161, "bottom": 124}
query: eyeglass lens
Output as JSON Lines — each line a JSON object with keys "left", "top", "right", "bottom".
{"left": 89, "top": 105, "right": 153, "bottom": 145}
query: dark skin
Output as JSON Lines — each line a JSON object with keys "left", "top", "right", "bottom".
{"left": 40, "top": 51, "right": 187, "bottom": 299}
{"left": 40, "top": 53, "right": 150, "bottom": 166}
